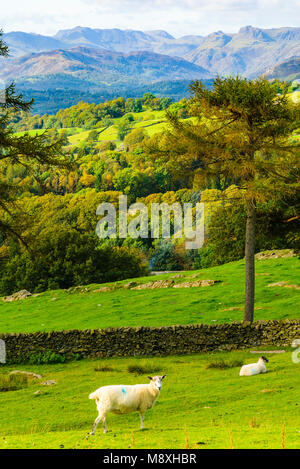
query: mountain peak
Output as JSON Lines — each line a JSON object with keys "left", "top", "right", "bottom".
{"left": 145, "top": 30, "right": 174, "bottom": 40}
{"left": 237, "top": 25, "right": 272, "bottom": 42}
{"left": 200, "top": 30, "right": 232, "bottom": 48}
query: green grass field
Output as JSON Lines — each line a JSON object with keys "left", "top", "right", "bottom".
{"left": 61, "top": 109, "right": 169, "bottom": 147}
{"left": 1, "top": 348, "right": 300, "bottom": 449}
{"left": 0, "top": 257, "right": 299, "bottom": 334}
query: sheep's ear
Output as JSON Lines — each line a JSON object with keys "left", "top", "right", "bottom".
{"left": 147, "top": 376, "right": 153, "bottom": 381}
{"left": 162, "top": 374, "right": 167, "bottom": 380}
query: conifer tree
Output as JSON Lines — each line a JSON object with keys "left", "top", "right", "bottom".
{"left": 149, "top": 76, "right": 300, "bottom": 322}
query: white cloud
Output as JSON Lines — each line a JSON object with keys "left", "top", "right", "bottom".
{"left": 1, "top": 0, "right": 299, "bottom": 37}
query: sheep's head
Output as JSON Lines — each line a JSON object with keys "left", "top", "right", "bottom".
{"left": 260, "top": 356, "right": 269, "bottom": 363}
{"left": 148, "top": 375, "right": 166, "bottom": 391}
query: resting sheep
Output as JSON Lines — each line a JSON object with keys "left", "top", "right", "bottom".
{"left": 89, "top": 375, "right": 166, "bottom": 435}
{"left": 239, "top": 356, "right": 269, "bottom": 376}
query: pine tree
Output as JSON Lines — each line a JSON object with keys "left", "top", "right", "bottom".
{"left": 149, "top": 76, "right": 300, "bottom": 322}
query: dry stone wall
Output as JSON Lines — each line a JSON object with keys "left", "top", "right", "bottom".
{"left": 0, "top": 319, "right": 300, "bottom": 363}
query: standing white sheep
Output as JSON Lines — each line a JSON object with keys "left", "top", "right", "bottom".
{"left": 239, "top": 356, "right": 269, "bottom": 376}
{"left": 89, "top": 375, "right": 166, "bottom": 435}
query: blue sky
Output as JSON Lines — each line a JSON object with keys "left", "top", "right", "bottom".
{"left": 2, "top": 0, "right": 300, "bottom": 37}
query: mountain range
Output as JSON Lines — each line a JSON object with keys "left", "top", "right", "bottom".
{"left": 0, "top": 47, "right": 211, "bottom": 85}
{"left": 3, "top": 27, "right": 204, "bottom": 58}
{"left": 3, "top": 25, "right": 300, "bottom": 77}
{"left": 1, "top": 25, "right": 299, "bottom": 114}
{"left": 186, "top": 26, "right": 300, "bottom": 77}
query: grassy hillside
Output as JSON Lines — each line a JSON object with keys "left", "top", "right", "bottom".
{"left": 1, "top": 348, "right": 300, "bottom": 449}
{"left": 65, "top": 109, "right": 171, "bottom": 146}
{"left": 13, "top": 109, "right": 172, "bottom": 147}
{"left": 1, "top": 257, "right": 299, "bottom": 334}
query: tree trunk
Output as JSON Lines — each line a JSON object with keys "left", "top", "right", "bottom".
{"left": 244, "top": 199, "right": 256, "bottom": 322}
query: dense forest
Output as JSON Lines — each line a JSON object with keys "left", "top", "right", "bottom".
{"left": 17, "top": 79, "right": 213, "bottom": 115}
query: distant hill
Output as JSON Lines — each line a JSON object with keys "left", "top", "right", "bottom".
{"left": 185, "top": 26, "right": 300, "bottom": 77}
{"left": 2, "top": 31, "right": 68, "bottom": 57}
{"left": 0, "top": 45, "right": 212, "bottom": 114}
{"left": 264, "top": 56, "right": 300, "bottom": 81}
{"left": 1, "top": 46, "right": 211, "bottom": 85}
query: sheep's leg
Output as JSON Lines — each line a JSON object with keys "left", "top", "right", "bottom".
{"left": 102, "top": 416, "right": 108, "bottom": 434}
{"left": 90, "top": 415, "right": 102, "bottom": 436}
{"left": 140, "top": 413, "right": 145, "bottom": 430}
